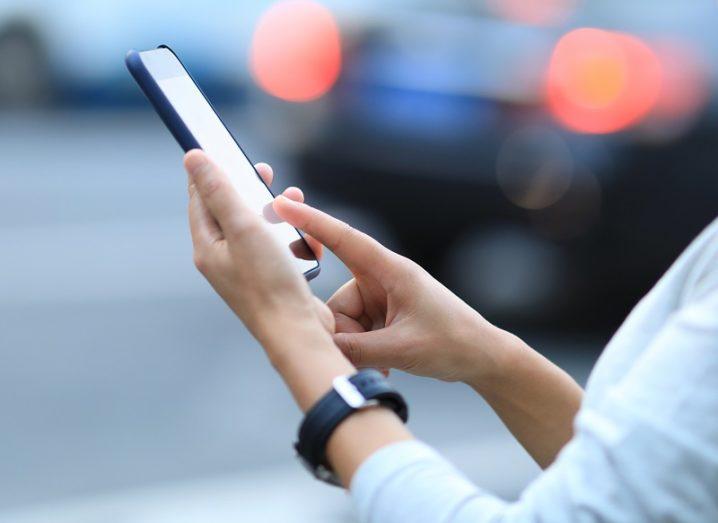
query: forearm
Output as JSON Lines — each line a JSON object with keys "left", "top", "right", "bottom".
{"left": 464, "top": 329, "right": 583, "bottom": 468}
{"left": 265, "top": 321, "right": 413, "bottom": 487}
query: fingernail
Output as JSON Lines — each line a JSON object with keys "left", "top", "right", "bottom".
{"left": 284, "top": 186, "right": 303, "bottom": 197}
{"left": 276, "top": 194, "right": 300, "bottom": 207}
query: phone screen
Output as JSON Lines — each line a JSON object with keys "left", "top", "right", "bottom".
{"left": 139, "top": 48, "right": 318, "bottom": 275}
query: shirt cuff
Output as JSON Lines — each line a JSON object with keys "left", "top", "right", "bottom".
{"left": 350, "top": 439, "right": 493, "bottom": 523}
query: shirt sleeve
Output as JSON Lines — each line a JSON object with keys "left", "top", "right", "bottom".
{"left": 350, "top": 289, "right": 718, "bottom": 523}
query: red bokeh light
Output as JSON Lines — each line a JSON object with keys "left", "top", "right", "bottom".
{"left": 250, "top": 1, "right": 342, "bottom": 102}
{"left": 487, "top": 0, "right": 577, "bottom": 26}
{"left": 546, "top": 28, "right": 663, "bottom": 134}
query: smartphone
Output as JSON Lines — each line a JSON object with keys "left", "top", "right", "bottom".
{"left": 125, "top": 45, "right": 320, "bottom": 280}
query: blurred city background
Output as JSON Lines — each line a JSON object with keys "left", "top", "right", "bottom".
{"left": 1, "top": 0, "right": 717, "bottom": 521}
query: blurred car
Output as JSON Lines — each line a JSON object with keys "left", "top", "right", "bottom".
{"left": 0, "top": 1, "right": 278, "bottom": 107}
{"left": 292, "top": 1, "right": 718, "bottom": 328}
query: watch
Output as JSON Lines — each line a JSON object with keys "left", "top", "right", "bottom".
{"left": 294, "top": 368, "right": 409, "bottom": 486}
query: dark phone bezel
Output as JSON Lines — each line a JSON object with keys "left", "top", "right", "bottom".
{"left": 125, "top": 45, "right": 320, "bottom": 281}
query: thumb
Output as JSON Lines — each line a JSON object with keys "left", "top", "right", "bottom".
{"left": 333, "top": 327, "right": 404, "bottom": 369}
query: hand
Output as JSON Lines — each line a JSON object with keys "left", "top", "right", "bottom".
{"left": 273, "top": 196, "right": 518, "bottom": 386}
{"left": 184, "top": 150, "right": 334, "bottom": 357}
{"left": 183, "top": 151, "right": 414, "bottom": 480}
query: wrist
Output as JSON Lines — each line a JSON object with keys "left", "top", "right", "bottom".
{"left": 454, "top": 317, "right": 528, "bottom": 392}
{"left": 256, "top": 314, "right": 331, "bottom": 360}
{"left": 260, "top": 321, "right": 356, "bottom": 412}
{"left": 296, "top": 369, "right": 410, "bottom": 486}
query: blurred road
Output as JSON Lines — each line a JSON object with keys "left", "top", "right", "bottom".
{"left": 0, "top": 111, "right": 599, "bottom": 521}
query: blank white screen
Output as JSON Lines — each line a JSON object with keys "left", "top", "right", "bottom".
{"left": 141, "top": 48, "right": 317, "bottom": 275}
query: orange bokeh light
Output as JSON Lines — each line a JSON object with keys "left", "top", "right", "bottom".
{"left": 546, "top": 28, "right": 663, "bottom": 134}
{"left": 250, "top": 1, "right": 342, "bottom": 102}
{"left": 486, "top": 0, "right": 577, "bottom": 26}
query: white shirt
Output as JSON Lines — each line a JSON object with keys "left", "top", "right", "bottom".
{"left": 350, "top": 218, "right": 718, "bottom": 522}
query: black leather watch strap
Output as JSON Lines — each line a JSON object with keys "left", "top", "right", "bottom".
{"left": 294, "top": 369, "right": 408, "bottom": 486}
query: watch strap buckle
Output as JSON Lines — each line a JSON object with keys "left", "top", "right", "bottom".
{"left": 332, "top": 375, "right": 367, "bottom": 408}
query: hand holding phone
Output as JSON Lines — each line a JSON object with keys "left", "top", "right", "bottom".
{"left": 126, "top": 46, "right": 320, "bottom": 279}
{"left": 184, "top": 149, "right": 333, "bottom": 352}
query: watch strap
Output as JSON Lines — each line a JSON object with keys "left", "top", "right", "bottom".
{"left": 294, "top": 369, "right": 408, "bottom": 485}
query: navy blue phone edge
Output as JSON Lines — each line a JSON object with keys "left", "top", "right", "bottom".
{"left": 125, "top": 49, "right": 200, "bottom": 151}
{"left": 125, "top": 46, "right": 320, "bottom": 281}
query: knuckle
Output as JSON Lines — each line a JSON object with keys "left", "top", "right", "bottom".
{"left": 193, "top": 251, "right": 209, "bottom": 274}
{"left": 193, "top": 246, "right": 219, "bottom": 275}
{"left": 395, "top": 254, "right": 421, "bottom": 276}
{"left": 393, "top": 252, "right": 412, "bottom": 267}
{"left": 331, "top": 222, "right": 356, "bottom": 252}
{"left": 297, "top": 211, "right": 314, "bottom": 233}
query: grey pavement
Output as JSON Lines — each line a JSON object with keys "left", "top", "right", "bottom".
{"left": 0, "top": 110, "right": 599, "bottom": 521}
